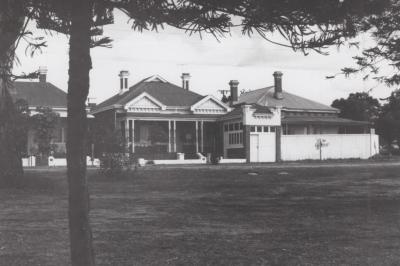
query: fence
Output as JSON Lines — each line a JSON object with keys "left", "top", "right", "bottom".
{"left": 281, "top": 134, "right": 379, "bottom": 161}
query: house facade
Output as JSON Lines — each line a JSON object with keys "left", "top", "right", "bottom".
{"left": 92, "top": 71, "right": 379, "bottom": 164}
{"left": 92, "top": 72, "right": 230, "bottom": 161}
{"left": 11, "top": 67, "right": 68, "bottom": 160}
{"left": 11, "top": 67, "right": 96, "bottom": 167}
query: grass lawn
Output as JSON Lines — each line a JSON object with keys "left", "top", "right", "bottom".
{"left": 1, "top": 164, "right": 400, "bottom": 265}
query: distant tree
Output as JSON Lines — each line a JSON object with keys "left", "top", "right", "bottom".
{"left": 30, "top": 107, "right": 59, "bottom": 160}
{"left": 376, "top": 90, "right": 400, "bottom": 144}
{"left": 331, "top": 92, "right": 381, "bottom": 122}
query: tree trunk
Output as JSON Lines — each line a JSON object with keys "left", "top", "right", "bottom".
{"left": 0, "top": 2, "right": 25, "bottom": 185}
{"left": 67, "top": 0, "right": 95, "bottom": 265}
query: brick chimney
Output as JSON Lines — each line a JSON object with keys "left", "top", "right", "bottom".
{"left": 119, "top": 70, "right": 129, "bottom": 94}
{"left": 38, "top": 66, "right": 48, "bottom": 83}
{"left": 273, "top": 71, "right": 283, "bottom": 100}
{"left": 181, "top": 73, "right": 191, "bottom": 90}
{"left": 229, "top": 80, "right": 239, "bottom": 105}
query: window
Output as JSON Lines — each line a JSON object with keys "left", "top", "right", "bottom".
{"left": 256, "top": 126, "right": 262, "bottom": 132}
{"left": 234, "top": 123, "right": 239, "bottom": 130}
{"left": 239, "top": 122, "right": 243, "bottom": 130}
{"left": 224, "top": 124, "right": 229, "bottom": 132}
{"left": 229, "top": 123, "right": 234, "bottom": 131}
{"left": 270, "top": 127, "right": 276, "bottom": 133}
{"left": 228, "top": 132, "right": 243, "bottom": 145}
{"left": 250, "top": 126, "right": 256, "bottom": 132}
{"left": 263, "top": 126, "right": 269, "bottom": 133}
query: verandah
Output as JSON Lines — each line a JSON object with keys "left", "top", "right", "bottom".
{"left": 120, "top": 119, "right": 219, "bottom": 159}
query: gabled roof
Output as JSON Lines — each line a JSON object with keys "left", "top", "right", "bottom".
{"left": 92, "top": 75, "right": 204, "bottom": 113}
{"left": 238, "top": 86, "right": 338, "bottom": 112}
{"left": 10, "top": 81, "right": 67, "bottom": 108}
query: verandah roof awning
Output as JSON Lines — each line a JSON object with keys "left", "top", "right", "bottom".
{"left": 282, "top": 116, "right": 371, "bottom": 126}
{"left": 123, "top": 112, "right": 222, "bottom": 120}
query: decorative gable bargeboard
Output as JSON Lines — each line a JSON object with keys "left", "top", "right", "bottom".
{"left": 125, "top": 92, "right": 166, "bottom": 112}
{"left": 190, "top": 95, "right": 230, "bottom": 114}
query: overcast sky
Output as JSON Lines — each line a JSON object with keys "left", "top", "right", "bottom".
{"left": 14, "top": 10, "right": 394, "bottom": 106}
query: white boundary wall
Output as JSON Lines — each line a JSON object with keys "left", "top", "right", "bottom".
{"left": 48, "top": 156, "right": 100, "bottom": 167}
{"left": 281, "top": 134, "right": 379, "bottom": 161}
{"left": 151, "top": 153, "right": 207, "bottom": 165}
{"left": 22, "top": 156, "right": 36, "bottom": 167}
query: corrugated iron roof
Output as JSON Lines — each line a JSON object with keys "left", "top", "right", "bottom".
{"left": 238, "top": 86, "right": 338, "bottom": 112}
{"left": 10, "top": 81, "right": 67, "bottom": 108}
{"left": 93, "top": 76, "right": 204, "bottom": 113}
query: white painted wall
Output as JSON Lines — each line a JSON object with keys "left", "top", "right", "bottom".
{"left": 281, "top": 134, "right": 379, "bottom": 161}
{"left": 242, "top": 105, "right": 281, "bottom": 126}
{"left": 47, "top": 156, "right": 100, "bottom": 167}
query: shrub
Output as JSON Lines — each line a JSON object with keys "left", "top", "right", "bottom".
{"left": 100, "top": 153, "right": 136, "bottom": 178}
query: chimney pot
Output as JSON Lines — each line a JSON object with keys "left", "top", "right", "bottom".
{"left": 181, "top": 73, "right": 191, "bottom": 90}
{"left": 38, "top": 66, "right": 47, "bottom": 83}
{"left": 119, "top": 70, "right": 129, "bottom": 94}
{"left": 229, "top": 80, "right": 239, "bottom": 105}
{"left": 273, "top": 71, "right": 283, "bottom": 100}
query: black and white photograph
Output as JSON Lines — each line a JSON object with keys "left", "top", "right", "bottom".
{"left": 1, "top": 0, "right": 399, "bottom": 265}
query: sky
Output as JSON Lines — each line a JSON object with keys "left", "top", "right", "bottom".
{"left": 14, "top": 10, "right": 394, "bottom": 106}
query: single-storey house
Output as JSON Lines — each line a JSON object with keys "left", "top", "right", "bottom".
{"left": 11, "top": 67, "right": 95, "bottom": 167}
{"left": 10, "top": 67, "right": 68, "bottom": 161}
{"left": 92, "top": 70, "right": 379, "bottom": 164}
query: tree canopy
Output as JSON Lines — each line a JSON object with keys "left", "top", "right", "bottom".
{"left": 3, "top": 0, "right": 392, "bottom": 60}
{"left": 331, "top": 92, "right": 381, "bottom": 122}
{"left": 376, "top": 89, "right": 400, "bottom": 144}
{"left": 329, "top": 0, "right": 399, "bottom": 87}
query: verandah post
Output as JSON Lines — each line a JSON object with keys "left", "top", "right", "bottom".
{"left": 195, "top": 121, "right": 199, "bottom": 153}
{"left": 201, "top": 121, "right": 204, "bottom": 153}
{"left": 168, "top": 120, "right": 171, "bottom": 153}
{"left": 173, "top": 120, "right": 176, "bottom": 152}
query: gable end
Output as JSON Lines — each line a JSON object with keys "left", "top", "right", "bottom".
{"left": 191, "top": 95, "right": 230, "bottom": 114}
{"left": 125, "top": 92, "right": 166, "bottom": 112}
